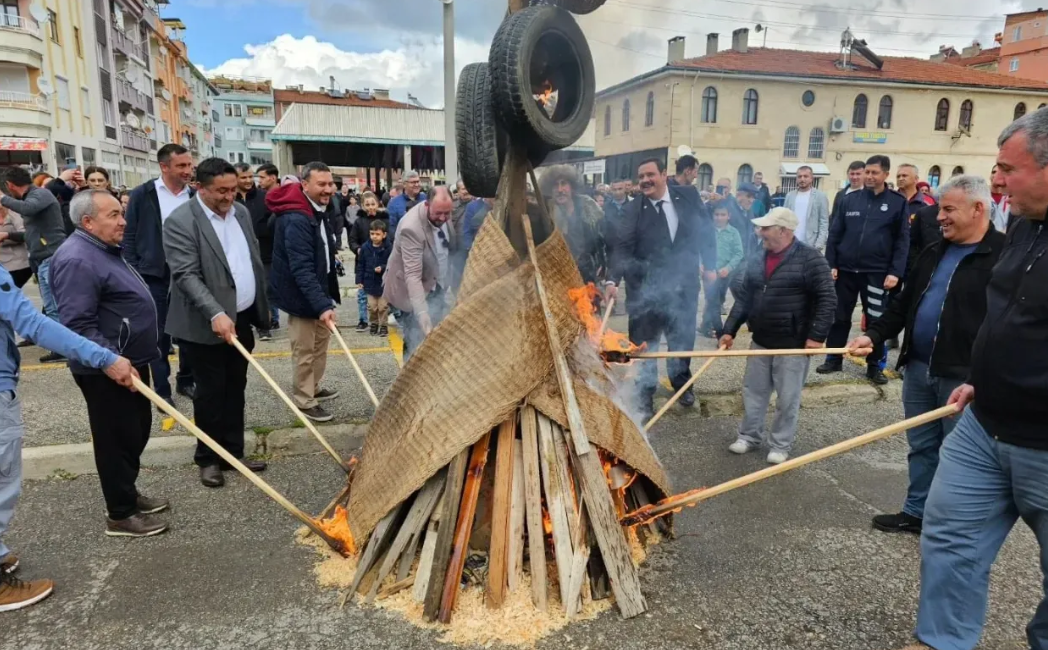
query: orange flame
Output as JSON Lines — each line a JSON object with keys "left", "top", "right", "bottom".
{"left": 315, "top": 505, "right": 358, "bottom": 556}
{"left": 567, "top": 283, "right": 643, "bottom": 355}
{"left": 536, "top": 80, "right": 554, "bottom": 107}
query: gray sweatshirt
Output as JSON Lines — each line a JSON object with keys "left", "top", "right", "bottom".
{"left": 0, "top": 185, "right": 67, "bottom": 264}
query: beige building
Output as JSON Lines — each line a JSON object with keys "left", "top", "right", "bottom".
{"left": 595, "top": 29, "right": 1048, "bottom": 194}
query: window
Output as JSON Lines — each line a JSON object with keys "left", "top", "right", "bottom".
{"left": 928, "top": 165, "right": 941, "bottom": 188}
{"left": 73, "top": 26, "right": 82, "bottom": 57}
{"left": 603, "top": 105, "right": 611, "bottom": 136}
{"left": 102, "top": 99, "right": 114, "bottom": 126}
{"left": 96, "top": 42, "right": 108, "bottom": 71}
{"left": 877, "top": 95, "right": 893, "bottom": 129}
{"left": 697, "top": 163, "right": 713, "bottom": 191}
{"left": 959, "top": 99, "right": 973, "bottom": 131}
{"left": 0, "top": 63, "right": 30, "bottom": 94}
{"left": 224, "top": 104, "right": 233, "bottom": 117}
{"left": 622, "top": 99, "right": 630, "bottom": 132}
{"left": 1014, "top": 25, "right": 1022, "bottom": 41}
{"left": 1010, "top": 57, "right": 1020, "bottom": 72}
{"left": 55, "top": 76, "right": 70, "bottom": 110}
{"left": 1015, "top": 102, "right": 1027, "bottom": 120}
{"left": 644, "top": 91, "right": 655, "bottom": 127}
{"left": 1, "top": 1, "right": 19, "bottom": 28}
{"left": 233, "top": 104, "right": 242, "bottom": 117}
{"left": 47, "top": 10, "right": 58, "bottom": 42}
{"left": 80, "top": 88, "right": 90, "bottom": 116}
{"left": 802, "top": 90, "right": 815, "bottom": 107}
{"left": 225, "top": 126, "right": 243, "bottom": 140}
{"left": 782, "top": 126, "right": 800, "bottom": 158}
{"left": 852, "top": 94, "right": 868, "bottom": 128}
{"left": 808, "top": 127, "right": 825, "bottom": 159}
{"left": 81, "top": 147, "right": 95, "bottom": 164}
{"left": 951, "top": 165, "right": 965, "bottom": 177}
{"left": 742, "top": 89, "right": 758, "bottom": 125}
{"left": 737, "top": 164, "right": 754, "bottom": 187}
{"left": 249, "top": 128, "right": 268, "bottom": 142}
{"left": 934, "top": 99, "right": 950, "bottom": 131}
{"left": 701, "top": 86, "right": 718, "bottom": 123}
{"left": 55, "top": 142, "right": 75, "bottom": 165}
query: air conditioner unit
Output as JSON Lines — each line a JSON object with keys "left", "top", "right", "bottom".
{"left": 829, "top": 116, "right": 848, "bottom": 133}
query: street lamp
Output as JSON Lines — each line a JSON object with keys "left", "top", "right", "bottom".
{"left": 441, "top": 0, "right": 457, "bottom": 187}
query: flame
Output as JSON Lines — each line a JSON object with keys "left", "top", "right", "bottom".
{"left": 567, "top": 283, "right": 643, "bottom": 356}
{"left": 536, "top": 80, "right": 554, "bottom": 107}
{"left": 315, "top": 505, "right": 358, "bottom": 555}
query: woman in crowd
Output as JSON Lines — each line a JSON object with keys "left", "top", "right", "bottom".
{"left": 83, "top": 166, "right": 115, "bottom": 195}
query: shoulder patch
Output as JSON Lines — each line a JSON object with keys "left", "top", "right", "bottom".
{"left": 0, "top": 283, "right": 10, "bottom": 292}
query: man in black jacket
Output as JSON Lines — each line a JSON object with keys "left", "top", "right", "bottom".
{"left": 830, "top": 160, "right": 865, "bottom": 224}
{"left": 605, "top": 157, "right": 717, "bottom": 419}
{"left": 896, "top": 106, "right": 1048, "bottom": 650}
{"left": 234, "top": 162, "right": 273, "bottom": 341}
{"left": 256, "top": 163, "right": 281, "bottom": 332}
{"left": 820, "top": 154, "right": 909, "bottom": 384}
{"left": 719, "top": 207, "right": 836, "bottom": 464}
{"left": 847, "top": 175, "right": 1003, "bottom": 536}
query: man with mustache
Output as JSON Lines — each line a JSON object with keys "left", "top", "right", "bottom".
{"left": 539, "top": 165, "right": 605, "bottom": 285}
{"left": 606, "top": 158, "right": 717, "bottom": 420}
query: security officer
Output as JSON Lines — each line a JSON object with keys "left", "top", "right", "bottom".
{"left": 819, "top": 154, "right": 910, "bottom": 385}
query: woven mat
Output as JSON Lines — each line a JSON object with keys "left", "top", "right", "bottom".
{"left": 347, "top": 216, "right": 671, "bottom": 540}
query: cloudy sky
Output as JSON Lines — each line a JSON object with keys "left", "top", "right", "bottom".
{"left": 178, "top": 0, "right": 1031, "bottom": 108}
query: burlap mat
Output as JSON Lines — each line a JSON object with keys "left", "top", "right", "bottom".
{"left": 347, "top": 216, "right": 671, "bottom": 540}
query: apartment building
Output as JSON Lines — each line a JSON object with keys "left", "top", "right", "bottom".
{"left": 189, "top": 63, "right": 217, "bottom": 159}
{"left": 211, "top": 75, "right": 274, "bottom": 167}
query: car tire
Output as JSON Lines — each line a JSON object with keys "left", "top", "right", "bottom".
{"left": 489, "top": 6, "right": 595, "bottom": 150}
{"left": 528, "top": 0, "right": 607, "bottom": 14}
{"left": 456, "top": 62, "right": 505, "bottom": 198}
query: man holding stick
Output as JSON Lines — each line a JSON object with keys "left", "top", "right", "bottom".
{"left": 164, "top": 158, "right": 270, "bottom": 488}
{"left": 718, "top": 207, "right": 836, "bottom": 464}
{"left": 847, "top": 175, "right": 1003, "bottom": 537}
{"left": 897, "top": 109, "right": 1048, "bottom": 650}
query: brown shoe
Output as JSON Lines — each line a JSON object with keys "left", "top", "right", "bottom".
{"left": 135, "top": 495, "right": 169, "bottom": 515}
{"left": 105, "top": 513, "right": 169, "bottom": 538}
{"left": 200, "top": 464, "right": 224, "bottom": 488}
{"left": 0, "top": 572, "right": 54, "bottom": 612}
{"left": 0, "top": 553, "right": 17, "bottom": 575}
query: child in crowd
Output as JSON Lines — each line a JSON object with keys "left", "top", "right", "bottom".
{"left": 355, "top": 220, "right": 392, "bottom": 336}
{"left": 700, "top": 203, "right": 744, "bottom": 337}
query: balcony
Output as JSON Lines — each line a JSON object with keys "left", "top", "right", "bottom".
{"left": 0, "top": 16, "right": 44, "bottom": 68}
{"left": 121, "top": 125, "right": 151, "bottom": 152}
{"left": 111, "top": 27, "right": 147, "bottom": 62}
{"left": 0, "top": 91, "right": 51, "bottom": 134}
{"left": 246, "top": 140, "right": 272, "bottom": 151}
{"left": 245, "top": 116, "right": 275, "bottom": 127}
{"left": 116, "top": 80, "right": 149, "bottom": 113}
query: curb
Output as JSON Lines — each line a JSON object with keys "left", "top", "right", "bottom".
{"left": 22, "top": 423, "right": 368, "bottom": 481}
{"left": 654, "top": 379, "right": 890, "bottom": 419}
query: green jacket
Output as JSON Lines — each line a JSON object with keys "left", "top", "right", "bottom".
{"left": 715, "top": 225, "right": 744, "bottom": 272}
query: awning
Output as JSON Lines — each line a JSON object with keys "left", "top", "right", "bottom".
{"left": 0, "top": 137, "right": 47, "bottom": 151}
{"left": 271, "top": 103, "right": 445, "bottom": 146}
{"left": 779, "top": 162, "right": 830, "bottom": 176}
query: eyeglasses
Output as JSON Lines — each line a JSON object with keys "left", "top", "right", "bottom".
{"left": 437, "top": 229, "right": 450, "bottom": 249}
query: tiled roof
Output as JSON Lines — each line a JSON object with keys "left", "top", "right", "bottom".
{"left": 667, "top": 47, "right": 1048, "bottom": 91}
{"left": 273, "top": 89, "right": 415, "bottom": 110}
{"left": 943, "top": 48, "right": 1001, "bottom": 68}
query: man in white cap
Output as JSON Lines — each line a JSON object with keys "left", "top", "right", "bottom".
{"left": 719, "top": 207, "right": 836, "bottom": 463}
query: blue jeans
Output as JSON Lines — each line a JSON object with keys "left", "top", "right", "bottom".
{"left": 0, "top": 391, "right": 25, "bottom": 560}
{"left": 35, "top": 257, "right": 58, "bottom": 321}
{"left": 357, "top": 288, "right": 368, "bottom": 324}
{"left": 901, "top": 360, "right": 965, "bottom": 519}
{"left": 146, "top": 276, "right": 193, "bottom": 399}
{"left": 916, "top": 408, "right": 1048, "bottom": 650}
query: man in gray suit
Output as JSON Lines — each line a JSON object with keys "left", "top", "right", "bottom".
{"left": 784, "top": 166, "right": 830, "bottom": 251}
{"left": 163, "top": 158, "right": 270, "bottom": 488}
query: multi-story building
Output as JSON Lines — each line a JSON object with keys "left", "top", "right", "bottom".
{"left": 595, "top": 29, "right": 1048, "bottom": 194}
{"left": 210, "top": 75, "right": 274, "bottom": 167}
{"left": 932, "top": 43, "right": 1001, "bottom": 73}
{"left": 0, "top": 0, "right": 104, "bottom": 173}
{"left": 188, "top": 63, "right": 217, "bottom": 160}
{"left": 1000, "top": 10, "right": 1048, "bottom": 82}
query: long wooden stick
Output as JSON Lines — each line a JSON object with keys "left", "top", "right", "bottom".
{"left": 328, "top": 322, "right": 380, "bottom": 407}
{"left": 486, "top": 417, "right": 517, "bottom": 608}
{"left": 520, "top": 406, "right": 548, "bottom": 612}
{"left": 132, "top": 376, "right": 348, "bottom": 555}
{"left": 423, "top": 449, "right": 470, "bottom": 621}
{"left": 630, "top": 347, "right": 869, "bottom": 360}
{"left": 621, "top": 404, "right": 961, "bottom": 527}
{"left": 597, "top": 297, "right": 614, "bottom": 341}
{"left": 644, "top": 345, "right": 726, "bottom": 432}
{"left": 229, "top": 338, "right": 348, "bottom": 472}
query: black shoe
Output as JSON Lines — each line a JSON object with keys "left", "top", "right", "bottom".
{"left": 176, "top": 384, "right": 196, "bottom": 400}
{"left": 220, "top": 458, "right": 267, "bottom": 473}
{"left": 678, "top": 389, "right": 696, "bottom": 408}
{"left": 355, "top": 320, "right": 368, "bottom": 332}
{"left": 872, "top": 511, "right": 922, "bottom": 534}
{"left": 135, "top": 495, "right": 169, "bottom": 515}
{"left": 270, "top": 319, "right": 280, "bottom": 331}
{"left": 301, "top": 405, "right": 333, "bottom": 422}
{"left": 15, "top": 339, "right": 33, "bottom": 348}
{"left": 314, "top": 387, "right": 339, "bottom": 402}
{"left": 200, "top": 465, "right": 224, "bottom": 488}
{"left": 816, "top": 360, "right": 842, "bottom": 374}
{"left": 369, "top": 324, "right": 378, "bottom": 336}
{"left": 867, "top": 366, "right": 889, "bottom": 385}
{"left": 38, "top": 351, "right": 65, "bottom": 364}
{"left": 378, "top": 325, "right": 388, "bottom": 337}
{"left": 105, "top": 513, "right": 169, "bottom": 537}
{"left": 258, "top": 329, "right": 272, "bottom": 341}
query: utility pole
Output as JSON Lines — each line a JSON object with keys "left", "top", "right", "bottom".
{"left": 441, "top": 0, "right": 457, "bottom": 186}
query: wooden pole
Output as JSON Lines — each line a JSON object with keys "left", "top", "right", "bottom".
{"left": 422, "top": 449, "right": 470, "bottom": 621}
{"left": 629, "top": 347, "right": 870, "bottom": 360}
{"left": 596, "top": 297, "right": 614, "bottom": 341}
{"left": 328, "top": 322, "right": 381, "bottom": 408}
{"left": 520, "top": 405, "right": 548, "bottom": 612}
{"left": 487, "top": 417, "right": 517, "bottom": 608}
{"left": 229, "top": 338, "right": 348, "bottom": 472}
{"left": 644, "top": 345, "right": 726, "bottom": 433}
{"left": 132, "top": 376, "right": 348, "bottom": 555}
{"left": 621, "top": 404, "right": 961, "bottom": 527}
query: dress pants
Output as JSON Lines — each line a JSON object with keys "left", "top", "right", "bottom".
{"left": 146, "top": 275, "right": 194, "bottom": 398}
{"left": 73, "top": 366, "right": 152, "bottom": 520}
{"left": 628, "top": 294, "right": 699, "bottom": 409}
{"left": 288, "top": 315, "right": 332, "bottom": 410}
{"left": 179, "top": 311, "right": 254, "bottom": 467}
{"left": 824, "top": 270, "right": 890, "bottom": 369}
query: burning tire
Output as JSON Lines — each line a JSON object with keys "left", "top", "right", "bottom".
{"left": 489, "top": 6, "right": 595, "bottom": 150}
{"left": 528, "top": 0, "right": 607, "bottom": 14}
{"left": 456, "top": 62, "right": 506, "bottom": 198}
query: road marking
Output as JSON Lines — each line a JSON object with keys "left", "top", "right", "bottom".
{"left": 20, "top": 346, "right": 393, "bottom": 373}
{"left": 387, "top": 326, "right": 404, "bottom": 368}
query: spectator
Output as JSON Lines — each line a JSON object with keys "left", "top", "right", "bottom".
{"left": 897, "top": 164, "right": 937, "bottom": 221}
{"left": 348, "top": 191, "right": 389, "bottom": 331}
{"left": 770, "top": 185, "right": 786, "bottom": 208}
{"left": 0, "top": 206, "right": 30, "bottom": 289}
{"left": 699, "top": 202, "right": 744, "bottom": 337}
{"left": 255, "top": 163, "right": 281, "bottom": 332}
{"left": 452, "top": 179, "right": 472, "bottom": 242}
{"left": 751, "top": 171, "right": 773, "bottom": 216}
{"left": 538, "top": 165, "right": 606, "bottom": 284}
{"left": 669, "top": 155, "right": 699, "bottom": 196}
{"left": 720, "top": 207, "right": 836, "bottom": 464}
{"left": 83, "top": 166, "right": 114, "bottom": 195}
{"left": 733, "top": 184, "right": 762, "bottom": 258}
{"left": 118, "top": 191, "right": 130, "bottom": 212}
{"left": 783, "top": 166, "right": 830, "bottom": 251}
{"left": 40, "top": 170, "right": 78, "bottom": 235}
{"left": 234, "top": 162, "right": 274, "bottom": 341}
{"left": 462, "top": 196, "right": 493, "bottom": 253}
{"left": 989, "top": 164, "right": 1011, "bottom": 233}
{"left": 388, "top": 173, "right": 424, "bottom": 236}
{"left": 831, "top": 160, "right": 866, "bottom": 222}
{"left": 355, "top": 220, "right": 392, "bottom": 336}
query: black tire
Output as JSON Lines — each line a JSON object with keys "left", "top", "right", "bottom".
{"left": 489, "top": 6, "right": 595, "bottom": 150}
{"left": 456, "top": 62, "right": 505, "bottom": 198}
{"left": 528, "top": 0, "right": 607, "bottom": 14}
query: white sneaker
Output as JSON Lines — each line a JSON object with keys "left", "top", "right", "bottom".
{"left": 728, "top": 439, "right": 757, "bottom": 455}
{"left": 766, "top": 451, "right": 789, "bottom": 465}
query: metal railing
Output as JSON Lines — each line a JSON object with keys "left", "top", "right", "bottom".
{"left": 121, "top": 126, "right": 151, "bottom": 152}
{"left": 116, "top": 79, "right": 148, "bottom": 112}
{"left": 0, "top": 14, "right": 41, "bottom": 36}
{"left": 112, "top": 26, "right": 147, "bottom": 61}
{"left": 0, "top": 91, "right": 47, "bottom": 109}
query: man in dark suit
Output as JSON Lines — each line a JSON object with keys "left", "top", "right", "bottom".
{"left": 123, "top": 144, "right": 196, "bottom": 406}
{"left": 163, "top": 158, "right": 270, "bottom": 488}
{"left": 606, "top": 157, "right": 717, "bottom": 420}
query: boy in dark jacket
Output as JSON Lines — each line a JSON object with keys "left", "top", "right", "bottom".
{"left": 355, "top": 220, "right": 391, "bottom": 336}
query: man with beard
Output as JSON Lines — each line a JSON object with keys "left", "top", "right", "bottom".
{"left": 255, "top": 163, "right": 281, "bottom": 332}
{"left": 234, "top": 162, "right": 273, "bottom": 341}
{"left": 539, "top": 165, "right": 605, "bottom": 285}
{"left": 783, "top": 166, "right": 829, "bottom": 251}
{"left": 606, "top": 158, "right": 717, "bottom": 419}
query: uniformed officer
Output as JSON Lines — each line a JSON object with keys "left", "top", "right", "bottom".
{"left": 818, "top": 154, "right": 910, "bottom": 385}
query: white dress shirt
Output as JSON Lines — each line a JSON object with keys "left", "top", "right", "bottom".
{"left": 431, "top": 221, "right": 450, "bottom": 288}
{"left": 307, "top": 196, "right": 332, "bottom": 274}
{"left": 649, "top": 189, "right": 679, "bottom": 242}
{"left": 793, "top": 189, "right": 811, "bottom": 243}
{"left": 196, "top": 195, "right": 256, "bottom": 314}
{"left": 155, "top": 178, "right": 191, "bottom": 223}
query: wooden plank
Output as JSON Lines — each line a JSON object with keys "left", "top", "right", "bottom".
{"left": 565, "top": 507, "right": 591, "bottom": 619}
{"left": 587, "top": 525, "right": 612, "bottom": 601}
{"left": 350, "top": 503, "right": 404, "bottom": 594}
{"left": 487, "top": 417, "right": 517, "bottom": 608}
{"left": 422, "top": 449, "right": 470, "bottom": 621}
{"left": 628, "top": 483, "right": 660, "bottom": 540}
{"left": 507, "top": 439, "right": 526, "bottom": 593}
{"left": 536, "top": 413, "right": 575, "bottom": 611}
{"left": 548, "top": 422, "right": 581, "bottom": 541}
{"left": 438, "top": 431, "right": 494, "bottom": 624}
{"left": 520, "top": 406, "right": 548, "bottom": 612}
{"left": 412, "top": 515, "right": 440, "bottom": 602}
{"left": 568, "top": 441, "right": 648, "bottom": 619}
{"left": 366, "top": 472, "right": 446, "bottom": 603}
{"left": 397, "top": 488, "right": 444, "bottom": 583}
{"left": 377, "top": 576, "right": 415, "bottom": 600}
